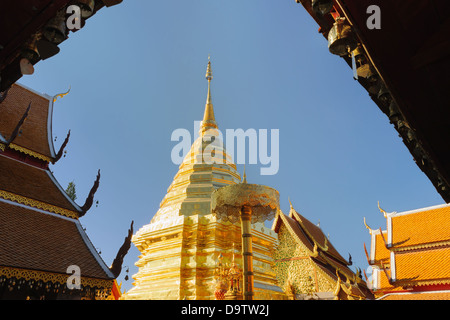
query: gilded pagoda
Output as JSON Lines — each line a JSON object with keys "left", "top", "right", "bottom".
{"left": 272, "top": 201, "right": 373, "bottom": 300}
{"left": 0, "top": 83, "right": 131, "bottom": 299}
{"left": 124, "top": 60, "right": 286, "bottom": 300}
{"left": 364, "top": 203, "right": 450, "bottom": 300}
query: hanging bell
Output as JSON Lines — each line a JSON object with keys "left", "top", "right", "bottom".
{"left": 20, "top": 58, "right": 34, "bottom": 75}
{"left": 36, "top": 38, "right": 60, "bottom": 60}
{"left": 43, "top": 10, "right": 67, "bottom": 44}
{"left": 388, "top": 101, "right": 400, "bottom": 121}
{"left": 351, "top": 46, "right": 375, "bottom": 80}
{"left": 358, "top": 63, "right": 376, "bottom": 79}
{"left": 21, "top": 35, "right": 40, "bottom": 64}
{"left": 103, "top": 0, "right": 123, "bottom": 7}
{"left": 351, "top": 46, "right": 364, "bottom": 61}
{"left": 328, "top": 17, "right": 357, "bottom": 56}
{"left": 311, "top": 0, "right": 334, "bottom": 16}
{"left": 75, "top": 0, "right": 95, "bottom": 18}
{"left": 377, "top": 84, "right": 391, "bottom": 105}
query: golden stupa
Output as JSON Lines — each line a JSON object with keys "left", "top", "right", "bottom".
{"left": 123, "top": 59, "right": 285, "bottom": 300}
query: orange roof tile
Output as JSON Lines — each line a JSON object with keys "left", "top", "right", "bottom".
{"left": 379, "top": 291, "right": 450, "bottom": 300}
{"left": 394, "top": 247, "right": 450, "bottom": 285}
{"left": 376, "top": 265, "right": 397, "bottom": 291}
{"left": 391, "top": 204, "right": 450, "bottom": 249}
{"left": 373, "top": 231, "right": 390, "bottom": 265}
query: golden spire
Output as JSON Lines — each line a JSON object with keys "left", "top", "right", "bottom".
{"left": 242, "top": 164, "right": 247, "bottom": 184}
{"left": 201, "top": 56, "right": 218, "bottom": 133}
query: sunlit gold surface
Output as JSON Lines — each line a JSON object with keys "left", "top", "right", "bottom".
{"left": 122, "top": 60, "right": 285, "bottom": 300}
{"left": 211, "top": 182, "right": 280, "bottom": 300}
{"left": 211, "top": 183, "right": 280, "bottom": 224}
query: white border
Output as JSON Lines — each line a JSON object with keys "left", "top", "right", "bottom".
{"left": 390, "top": 251, "right": 396, "bottom": 282}
{"left": 388, "top": 202, "right": 450, "bottom": 218}
{"left": 387, "top": 215, "right": 392, "bottom": 246}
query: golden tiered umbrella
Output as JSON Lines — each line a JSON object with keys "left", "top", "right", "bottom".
{"left": 211, "top": 174, "right": 279, "bottom": 300}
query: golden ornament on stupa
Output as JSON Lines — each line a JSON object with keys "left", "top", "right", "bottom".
{"left": 211, "top": 172, "right": 280, "bottom": 300}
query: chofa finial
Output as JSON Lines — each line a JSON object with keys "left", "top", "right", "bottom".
{"left": 53, "top": 85, "right": 71, "bottom": 103}
{"left": 377, "top": 201, "right": 387, "bottom": 218}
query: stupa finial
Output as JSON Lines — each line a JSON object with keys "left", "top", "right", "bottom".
{"left": 201, "top": 56, "right": 217, "bottom": 132}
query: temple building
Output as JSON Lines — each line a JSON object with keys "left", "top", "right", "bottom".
{"left": 0, "top": 0, "right": 125, "bottom": 93}
{"left": 123, "top": 60, "right": 286, "bottom": 300}
{"left": 293, "top": 0, "right": 450, "bottom": 204}
{"left": 0, "top": 83, "right": 132, "bottom": 299}
{"left": 291, "top": 1, "right": 450, "bottom": 300}
{"left": 364, "top": 203, "right": 450, "bottom": 300}
{"left": 272, "top": 201, "right": 373, "bottom": 300}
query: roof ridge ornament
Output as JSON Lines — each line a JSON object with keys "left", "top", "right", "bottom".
{"left": 6, "top": 102, "right": 31, "bottom": 146}
{"left": 311, "top": 242, "right": 319, "bottom": 257}
{"left": 52, "top": 129, "right": 70, "bottom": 164}
{"left": 52, "top": 85, "right": 71, "bottom": 103}
{"left": 378, "top": 201, "right": 388, "bottom": 218}
{"left": 79, "top": 169, "right": 100, "bottom": 217}
{"left": 363, "top": 242, "right": 371, "bottom": 264}
{"left": 363, "top": 217, "right": 374, "bottom": 235}
{"left": 288, "top": 197, "right": 293, "bottom": 211}
{"left": 109, "top": 220, "right": 134, "bottom": 278}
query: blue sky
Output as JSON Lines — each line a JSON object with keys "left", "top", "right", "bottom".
{"left": 20, "top": 0, "right": 443, "bottom": 293}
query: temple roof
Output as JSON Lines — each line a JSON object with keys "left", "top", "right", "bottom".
{"left": 395, "top": 247, "right": 450, "bottom": 285}
{"left": 0, "top": 1, "right": 124, "bottom": 92}
{"left": 289, "top": 206, "right": 348, "bottom": 264}
{"left": 367, "top": 203, "right": 450, "bottom": 293}
{"left": 274, "top": 204, "right": 349, "bottom": 266}
{"left": 0, "top": 83, "right": 56, "bottom": 162}
{"left": 273, "top": 208, "right": 355, "bottom": 275}
{"left": 0, "top": 153, "right": 81, "bottom": 217}
{"left": 378, "top": 291, "right": 450, "bottom": 300}
{"left": 294, "top": 0, "right": 450, "bottom": 202}
{"left": 0, "top": 83, "right": 132, "bottom": 296}
{"left": 390, "top": 204, "right": 450, "bottom": 250}
{"left": 366, "top": 230, "right": 390, "bottom": 266}
{"left": 273, "top": 207, "right": 372, "bottom": 299}
{"left": 0, "top": 199, "right": 114, "bottom": 281}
